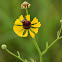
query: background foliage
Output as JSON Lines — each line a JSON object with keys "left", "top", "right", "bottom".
{"left": 0, "top": 0, "right": 62, "bottom": 62}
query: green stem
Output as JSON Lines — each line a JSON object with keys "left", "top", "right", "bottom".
{"left": 5, "top": 49, "right": 24, "bottom": 62}
{"left": 33, "top": 38, "right": 43, "bottom": 62}
{"left": 26, "top": 8, "right": 28, "bottom": 15}
{"left": 41, "top": 36, "right": 62, "bottom": 55}
{"left": 40, "top": 55, "right": 43, "bottom": 62}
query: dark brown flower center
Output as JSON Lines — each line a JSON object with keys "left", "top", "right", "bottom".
{"left": 23, "top": 21, "right": 31, "bottom": 29}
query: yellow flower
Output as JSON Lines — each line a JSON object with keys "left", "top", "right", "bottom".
{"left": 13, "top": 15, "right": 41, "bottom": 38}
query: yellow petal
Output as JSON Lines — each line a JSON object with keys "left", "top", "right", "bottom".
{"left": 22, "top": 30, "right": 28, "bottom": 37}
{"left": 32, "top": 22, "right": 41, "bottom": 27}
{"left": 17, "top": 29, "right": 25, "bottom": 37}
{"left": 31, "top": 17, "right": 38, "bottom": 24}
{"left": 25, "top": 15, "right": 30, "bottom": 21}
{"left": 29, "top": 29, "right": 35, "bottom": 38}
{"left": 19, "top": 15, "right": 24, "bottom": 21}
{"left": 13, "top": 25, "right": 23, "bottom": 33}
{"left": 30, "top": 28, "right": 39, "bottom": 34}
{"left": 14, "top": 19, "right": 23, "bottom": 25}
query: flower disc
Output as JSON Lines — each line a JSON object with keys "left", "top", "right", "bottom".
{"left": 23, "top": 21, "right": 31, "bottom": 29}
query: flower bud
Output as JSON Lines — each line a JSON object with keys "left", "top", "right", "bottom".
{"left": 60, "top": 19, "right": 62, "bottom": 23}
{"left": 1, "top": 44, "right": 7, "bottom": 49}
{"left": 60, "top": 19, "right": 62, "bottom": 29}
{"left": 21, "top": 1, "right": 31, "bottom": 9}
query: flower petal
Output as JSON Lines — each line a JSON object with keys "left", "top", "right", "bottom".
{"left": 19, "top": 15, "right": 24, "bottom": 21}
{"left": 13, "top": 25, "right": 23, "bottom": 33}
{"left": 32, "top": 22, "right": 41, "bottom": 27}
{"left": 22, "top": 30, "right": 28, "bottom": 37}
{"left": 31, "top": 17, "right": 38, "bottom": 24}
{"left": 25, "top": 15, "right": 30, "bottom": 21}
{"left": 30, "top": 28, "right": 39, "bottom": 34}
{"left": 14, "top": 19, "right": 23, "bottom": 25}
{"left": 17, "top": 29, "right": 25, "bottom": 37}
{"left": 29, "top": 29, "right": 35, "bottom": 38}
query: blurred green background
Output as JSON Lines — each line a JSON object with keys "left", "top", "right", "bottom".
{"left": 0, "top": 0, "right": 62, "bottom": 62}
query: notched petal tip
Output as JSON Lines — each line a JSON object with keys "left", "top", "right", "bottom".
{"left": 19, "top": 15, "right": 24, "bottom": 21}
{"left": 13, "top": 25, "right": 24, "bottom": 34}
{"left": 25, "top": 15, "right": 30, "bottom": 21}
{"left": 31, "top": 17, "right": 38, "bottom": 24}
{"left": 31, "top": 28, "right": 39, "bottom": 34}
{"left": 32, "top": 22, "right": 41, "bottom": 27}
{"left": 14, "top": 19, "right": 23, "bottom": 25}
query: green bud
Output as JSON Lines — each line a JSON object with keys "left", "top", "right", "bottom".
{"left": 1, "top": 44, "right": 7, "bottom": 49}
{"left": 60, "top": 19, "right": 62, "bottom": 23}
{"left": 60, "top": 19, "right": 62, "bottom": 29}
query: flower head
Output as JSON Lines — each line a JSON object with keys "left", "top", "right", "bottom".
{"left": 1, "top": 44, "right": 7, "bottom": 49}
{"left": 21, "top": 1, "right": 31, "bottom": 9}
{"left": 13, "top": 15, "right": 41, "bottom": 38}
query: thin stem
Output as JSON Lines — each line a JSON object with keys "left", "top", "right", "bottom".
{"left": 25, "top": 8, "right": 28, "bottom": 15}
{"left": 33, "top": 38, "right": 43, "bottom": 62}
{"left": 40, "top": 55, "right": 43, "bottom": 62}
{"left": 41, "top": 36, "right": 62, "bottom": 55}
{"left": 33, "top": 38, "right": 41, "bottom": 54}
{"left": 5, "top": 49, "right": 24, "bottom": 62}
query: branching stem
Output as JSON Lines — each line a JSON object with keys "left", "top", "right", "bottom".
{"left": 41, "top": 36, "right": 62, "bottom": 55}
{"left": 5, "top": 49, "right": 24, "bottom": 62}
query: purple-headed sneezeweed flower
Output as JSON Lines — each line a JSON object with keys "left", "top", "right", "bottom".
{"left": 13, "top": 15, "right": 41, "bottom": 38}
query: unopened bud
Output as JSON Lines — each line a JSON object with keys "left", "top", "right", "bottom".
{"left": 60, "top": 19, "right": 62, "bottom": 23}
{"left": 21, "top": 1, "right": 31, "bottom": 9}
{"left": 1, "top": 44, "right": 7, "bottom": 49}
{"left": 60, "top": 19, "right": 62, "bottom": 29}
